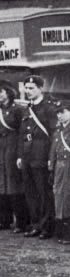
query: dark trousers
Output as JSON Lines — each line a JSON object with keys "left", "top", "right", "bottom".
{"left": 0, "top": 195, "right": 12, "bottom": 227}
{"left": 0, "top": 193, "right": 30, "bottom": 230}
{"left": 22, "top": 163, "right": 55, "bottom": 233}
{"left": 9, "top": 193, "right": 30, "bottom": 230}
{"left": 55, "top": 217, "right": 70, "bottom": 240}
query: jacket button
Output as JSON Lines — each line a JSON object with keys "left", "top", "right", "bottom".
{"left": 6, "top": 111, "right": 9, "bottom": 115}
{"left": 64, "top": 155, "right": 67, "bottom": 158}
{"left": 27, "top": 126, "right": 30, "bottom": 130}
{"left": 55, "top": 138, "right": 58, "bottom": 142}
{"left": 48, "top": 100, "right": 51, "bottom": 104}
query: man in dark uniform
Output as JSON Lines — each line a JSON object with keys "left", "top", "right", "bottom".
{"left": 17, "top": 75, "right": 56, "bottom": 239}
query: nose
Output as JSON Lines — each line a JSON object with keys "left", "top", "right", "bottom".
{"left": 25, "top": 88, "right": 31, "bottom": 94}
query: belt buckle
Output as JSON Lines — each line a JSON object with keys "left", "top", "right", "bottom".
{"left": 27, "top": 134, "right": 32, "bottom": 141}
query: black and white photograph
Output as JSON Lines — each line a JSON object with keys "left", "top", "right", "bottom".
{"left": 0, "top": 0, "right": 70, "bottom": 276}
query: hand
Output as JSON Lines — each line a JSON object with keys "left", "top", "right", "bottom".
{"left": 17, "top": 158, "right": 22, "bottom": 169}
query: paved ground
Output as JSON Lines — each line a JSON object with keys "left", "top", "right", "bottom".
{"left": 0, "top": 231, "right": 70, "bottom": 277}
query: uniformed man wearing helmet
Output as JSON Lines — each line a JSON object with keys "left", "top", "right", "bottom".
{"left": 17, "top": 74, "right": 56, "bottom": 239}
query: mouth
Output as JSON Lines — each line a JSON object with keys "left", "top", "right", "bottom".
{"left": 27, "top": 95, "right": 32, "bottom": 98}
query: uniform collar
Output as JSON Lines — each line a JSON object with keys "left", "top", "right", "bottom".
{"left": 33, "top": 94, "right": 43, "bottom": 105}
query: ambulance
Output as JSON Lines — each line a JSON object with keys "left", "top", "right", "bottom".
{"left": 0, "top": 7, "right": 70, "bottom": 99}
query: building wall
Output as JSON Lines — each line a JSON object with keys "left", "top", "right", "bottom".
{"left": 0, "top": 5, "right": 69, "bottom": 96}
{"left": 32, "top": 64, "right": 70, "bottom": 94}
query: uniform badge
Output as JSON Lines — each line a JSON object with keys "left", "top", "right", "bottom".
{"left": 12, "top": 103, "right": 15, "bottom": 107}
{"left": 30, "top": 77, "right": 33, "bottom": 83}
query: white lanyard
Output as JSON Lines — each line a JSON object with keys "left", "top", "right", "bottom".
{"left": 0, "top": 108, "right": 14, "bottom": 131}
{"left": 29, "top": 107, "right": 49, "bottom": 137}
{"left": 61, "top": 130, "right": 70, "bottom": 152}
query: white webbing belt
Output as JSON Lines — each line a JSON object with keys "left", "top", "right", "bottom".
{"left": 61, "top": 130, "right": 70, "bottom": 152}
{"left": 0, "top": 108, "right": 14, "bottom": 130}
{"left": 29, "top": 107, "right": 49, "bottom": 137}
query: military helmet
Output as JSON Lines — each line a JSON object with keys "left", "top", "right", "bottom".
{"left": 51, "top": 92, "right": 70, "bottom": 113}
{"left": 24, "top": 75, "right": 44, "bottom": 88}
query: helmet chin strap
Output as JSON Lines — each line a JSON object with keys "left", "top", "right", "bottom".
{"left": 63, "top": 121, "right": 70, "bottom": 127}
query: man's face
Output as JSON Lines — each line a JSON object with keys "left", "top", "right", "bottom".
{"left": 24, "top": 82, "right": 42, "bottom": 100}
{"left": 57, "top": 109, "right": 70, "bottom": 124}
{"left": 57, "top": 111, "right": 63, "bottom": 121}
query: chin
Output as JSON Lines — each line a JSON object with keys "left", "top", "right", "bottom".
{"left": 28, "top": 97, "right": 32, "bottom": 99}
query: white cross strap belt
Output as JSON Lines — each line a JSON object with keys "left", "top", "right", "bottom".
{"left": 29, "top": 107, "right": 49, "bottom": 137}
{"left": 61, "top": 130, "right": 70, "bottom": 152}
{"left": 0, "top": 108, "right": 14, "bottom": 130}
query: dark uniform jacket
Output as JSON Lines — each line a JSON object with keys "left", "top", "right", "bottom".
{"left": 18, "top": 97, "right": 56, "bottom": 167}
{"left": 0, "top": 102, "right": 22, "bottom": 195}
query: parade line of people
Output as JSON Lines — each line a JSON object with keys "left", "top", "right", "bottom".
{"left": 0, "top": 75, "right": 70, "bottom": 244}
